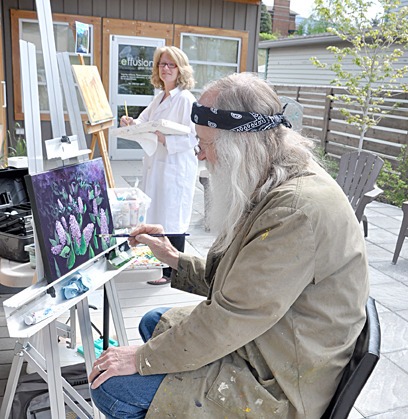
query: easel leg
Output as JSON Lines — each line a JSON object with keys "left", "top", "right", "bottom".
{"left": 104, "top": 279, "right": 128, "bottom": 346}
{"left": 90, "top": 133, "right": 97, "bottom": 159}
{"left": 96, "top": 130, "right": 115, "bottom": 188}
{"left": 0, "top": 339, "right": 27, "bottom": 418}
{"left": 77, "top": 296, "right": 103, "bottom": 419}
{"left": 25, "top": 341, "right": 94, "bottom": 419}
{"left": 43, "top": 321, "right": 66, "bottom": 418}
{"left": 103, "top": 286, "right": 110, "bottom": 350}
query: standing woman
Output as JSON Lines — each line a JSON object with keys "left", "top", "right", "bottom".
{"left": 121, "top": 46, "right": 197, "bottom": 285}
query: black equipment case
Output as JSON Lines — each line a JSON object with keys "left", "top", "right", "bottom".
{"left": 0, "top": 167, "right": 33, "bottom": 262}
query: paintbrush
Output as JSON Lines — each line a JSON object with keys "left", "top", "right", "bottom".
{"left": 124, "top": 100, "right": 130, "bottom": 125}
{"left": 98, "top": 233, "right": 190, "bottom": 238}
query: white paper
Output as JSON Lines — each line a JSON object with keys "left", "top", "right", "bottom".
{"left": 110, "top": 127, "right": 158, "bottom": 156}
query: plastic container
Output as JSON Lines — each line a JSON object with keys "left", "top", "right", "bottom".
{"left": 24, "top": 243, "right": 36, "bottom": 269}
{"left": 108, "top": 187, "right": 151, "bottom": 230}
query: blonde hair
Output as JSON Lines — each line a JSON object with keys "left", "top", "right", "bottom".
{"left": 151, "top": 46, "right": 195, "bottom": 90}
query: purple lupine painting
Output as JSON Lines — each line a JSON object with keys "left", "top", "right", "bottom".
{"left": 25, "top": 158, "right": 116, "bottom": 284}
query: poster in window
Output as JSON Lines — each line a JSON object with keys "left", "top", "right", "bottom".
{"left": 117, "top": 44, "right": 155, "bottom": 96}
{"left": 75, "top": 21, "right": 90, "bottom": 54}
{"left": 25, "top": 158, "right": 116, "bottom": 284}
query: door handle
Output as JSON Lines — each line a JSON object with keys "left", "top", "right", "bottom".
{"left": 1, "top": 81, "right": 6, "bottom": 108}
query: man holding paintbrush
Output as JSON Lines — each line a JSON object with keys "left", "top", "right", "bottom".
{"left": 89, "top": 73, "right": 369, "bottom": 418}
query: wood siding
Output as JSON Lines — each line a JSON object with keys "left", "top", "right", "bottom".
{"left": 274, "top": 84, "right": 408, "bottom": 164}
{"left": 1, "top": 0, "right": 260, "bottom": 139}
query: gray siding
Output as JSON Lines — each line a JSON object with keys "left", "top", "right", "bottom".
{"left": 265, "top": 39, "right": 408, "bottom": 88}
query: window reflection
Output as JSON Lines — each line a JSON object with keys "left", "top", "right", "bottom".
{"left": 20, "top": 20, "right": 93, "bottom": 114}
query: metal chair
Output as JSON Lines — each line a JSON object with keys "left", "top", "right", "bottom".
{"left": 336, "top": 151, "right": 384, "bottom": 237}
{"left": 321, "top": 296, "right": 381, "bottom": 419}
{"left": 392, "top": 201, "right": 408, "bottom": 264}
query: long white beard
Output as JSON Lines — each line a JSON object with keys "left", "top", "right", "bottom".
{"left": 207, "top": 161, "right": 248, "bottom": 249}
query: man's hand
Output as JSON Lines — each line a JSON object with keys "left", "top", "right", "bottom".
{"left": 89, "top": 346, "right": 140, "bottom": 389}
{"left": 128, "top": 224, "right": 180, "bottom": 270}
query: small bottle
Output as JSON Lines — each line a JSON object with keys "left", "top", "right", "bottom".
{"left": 129, "top": 201, "right": 139, "bottom": 226}
{"left": 120, "top": 201, "right": 131, "bottom": 227}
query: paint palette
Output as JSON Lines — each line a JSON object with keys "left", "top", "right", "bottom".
{"left": 125, "top": 245, "right": 167, "bottom": 270}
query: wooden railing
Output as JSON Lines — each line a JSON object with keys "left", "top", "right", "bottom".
{"left": 274, "top": 84, "right": 408, "bottom": 164}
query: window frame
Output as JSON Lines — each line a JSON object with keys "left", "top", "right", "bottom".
{"left": 180, "top": 32, "right": 242, "bottom": 95}
{"left": 174, "top": 25, "right": 248, "bottom": 95}
{"left": 11, "top": 9, "right": 102, "bottom": 121}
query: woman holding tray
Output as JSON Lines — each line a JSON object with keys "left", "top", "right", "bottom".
{"left": 120, "top": 46, "right": 197, "bottom": 285}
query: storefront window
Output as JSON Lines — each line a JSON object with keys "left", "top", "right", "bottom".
{"left": 19, "top": 19, "right": 93, "bottom": 114}
{"left": 180, "top": 33, "right": 241, "bottom": 93}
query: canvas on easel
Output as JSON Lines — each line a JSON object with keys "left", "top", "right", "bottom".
{"left": 24, "top": 158, "right": 116, "bottom": 284}
{"left": 70, "top": 64, "right": 115, "bottom": 187}
{"left": 71, "top": 65, "right": 113, "bottom": 125}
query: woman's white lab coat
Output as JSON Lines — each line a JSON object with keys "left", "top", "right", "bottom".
{"left": 137, "top": 86, "right": 198, "bottom": 233}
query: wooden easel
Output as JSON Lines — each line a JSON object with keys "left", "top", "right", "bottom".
{"left": 85, "top": 118, "right": 115, "bottom": 188}
{"left": 72, "top": 62, "right": 115, "bottom": 188}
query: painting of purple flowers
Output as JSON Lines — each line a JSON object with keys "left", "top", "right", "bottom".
{"left": 25, "top": 158, "right": 116, "bottom": 284}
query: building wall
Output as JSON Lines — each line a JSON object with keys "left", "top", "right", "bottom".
{"left": 264, "top": 39, "right": 408, "bottom": 87}
{"left": 1, "top": 0, "right": 260, "bottom": 138}
{"left": 272, "top": 0, "right": 288, "bottom": 34}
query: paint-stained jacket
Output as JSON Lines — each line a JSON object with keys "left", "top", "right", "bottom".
{"left": 137, "top": 160, "right": 369, "bottom": 418}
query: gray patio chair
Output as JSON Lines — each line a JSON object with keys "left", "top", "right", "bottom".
{"left": 392, "top": 201, "right": 408, "bottom": 264}
{"left": 321, "top": 296, "right": 381, "bottom": 419}
{"left": 279, "top": 96, "right": 303, "bottom": 132}
{"left": 336, "top": 151, "right": 384, "bottom": 237}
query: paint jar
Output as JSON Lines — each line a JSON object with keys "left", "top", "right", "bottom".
{"left": 129, "top": 201, "right": 140, "bottom": 227}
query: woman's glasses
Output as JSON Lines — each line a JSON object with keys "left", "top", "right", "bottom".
{"left": 158, "top": 62, "right": 177, "bottom": 69}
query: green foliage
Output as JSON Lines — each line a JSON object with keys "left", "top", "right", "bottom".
{"left": 296, "top": 16, "right": 330, "bottom": 35}
{"left": 7, "top": 122, "right": 27, "bottom": 157}
{"left": 311, "top": 0, "right": 408, "bottom": 150}
{"left": 377, "top": 146, "right": 408, "bottom": 207}
{"left": 260, "top": 2, "right": 272, "bottom": 34}
{"left": 315, "top": 146, "right": 340, "bottom": 178}
{"left": 259, "top": 32, "right": 279, "bottom": 41}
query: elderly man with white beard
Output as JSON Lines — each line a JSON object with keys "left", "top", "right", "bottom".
{"left": 89, "top": 72, "right": 369, "bottom": 419}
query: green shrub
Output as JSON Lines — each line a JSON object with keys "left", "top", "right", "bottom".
{"left": 377, "top": 146, "right": 408, "bottom": 208}
{"left": 315, "top": 146, "right": 339, "bottom": 179}
{"left": 7, "top": 122, "right": 27, "bottom": 157}
{"left": 259, "top": 32, "right": 279, "bottom": 41}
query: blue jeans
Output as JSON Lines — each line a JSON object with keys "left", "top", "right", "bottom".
{"left": 90, "top": 307, "right": 170, "bottom": 419}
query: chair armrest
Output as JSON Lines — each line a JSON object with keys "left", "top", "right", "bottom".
{"left": 355, "top": 187, "right": 384, "bottom": 222}
{"left": 364, "top": 187, "right": 383, "bottom": 200}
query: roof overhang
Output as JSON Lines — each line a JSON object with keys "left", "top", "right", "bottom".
{"left": 259, "top": 33, "right": 340, "bottom": 49}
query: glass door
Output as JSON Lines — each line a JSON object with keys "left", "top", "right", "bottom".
{"left": 109, "top": 35, "right": 165, "bottom": 160}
